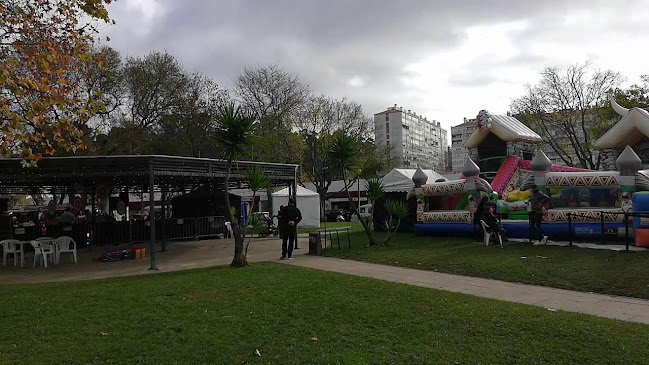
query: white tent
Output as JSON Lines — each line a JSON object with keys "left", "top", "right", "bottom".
{"left": 381, "top": 168, "right": 446, "bottom": 192}
{"left": 272, "top": 186, "right": 320, "bottom": 228}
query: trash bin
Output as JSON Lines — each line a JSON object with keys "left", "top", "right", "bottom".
{"left": 308, "top": 232, "right": 322, "bottom": 255}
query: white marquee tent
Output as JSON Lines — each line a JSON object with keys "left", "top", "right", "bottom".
{"left": 272, "top": 186, "right": 320, "bottom": 228}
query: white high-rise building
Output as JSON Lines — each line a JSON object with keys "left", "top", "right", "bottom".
{"left": 374, "top": 105, "right": 448, "bottom": 170}
{"left": 450, "top": 118, "right": 477, "bottom": 173}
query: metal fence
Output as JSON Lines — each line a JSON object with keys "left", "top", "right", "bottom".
{"left": 484, "top": 211, "right": 649, "bottom": 251}
{"left": 567, "top": 211, "right": 649, "bottom": 252}
{"left": 494, "top": 210, "right": 643, "bottom": 252}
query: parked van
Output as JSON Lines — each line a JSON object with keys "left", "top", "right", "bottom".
{"left": 359, "top": 204, "right": 372, "bottom": 217}
{"left": 352, "top": 204, "right": 373, "bottom": 222}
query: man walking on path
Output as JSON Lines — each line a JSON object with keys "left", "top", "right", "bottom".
{"left": 529, "top": 185, "right": 550, "bottom": 245}
{"left": 280, "top": 199, "right": 302, "bottom": 260}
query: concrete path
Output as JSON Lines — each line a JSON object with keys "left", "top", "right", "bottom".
{"left": 281, "top": 255, "right": 649, "bottom": 325}
{"left": 0, "top": 237, "right": 287, "bottom": 284}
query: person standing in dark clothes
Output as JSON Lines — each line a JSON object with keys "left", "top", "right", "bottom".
{"left": 529, "top": 185, "right": 550, "bottom": 244}
{"left": 280, "top": 199, "right": 302, "bottom": 260}
{"left": 473, "top": 195, "right": 487, "bottom": 224}
{"left": 474, "top": 196, "right": 488, "bottom": 223}
{"left": 472, "top": 196, "right": 488, "bottom": 239}
{"left": 276, "top": 205, "right": 286, "bottom": 239}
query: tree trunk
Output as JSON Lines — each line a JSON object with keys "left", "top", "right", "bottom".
{"left": 343, "top": 172, "right": 378, "bottom": 246}
{"left": 317, "top": 186, "right": 326, "bottom": 221}
{"left": 381, "top": 216, "right": 402, "bottom": 245}
{"left": 224, "top": 160, "right": 246, "bottom": 268}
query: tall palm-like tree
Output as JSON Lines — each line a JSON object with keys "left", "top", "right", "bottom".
{"left": 246, "top": 166, "right": 271, "bottom": 215}
{"left": 364, "top": 178, "right": 385, "bottom": 230}
{"left": 212, "top": 102, "right": 257, "bottom": 267}
{"left": 245, "top": 165, "right": 271, "bottom": 254}
{"left": 328, "top": 134, "right": 379, "bottom": 246}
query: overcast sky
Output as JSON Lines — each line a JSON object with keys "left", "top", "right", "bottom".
{"left": 100, "top": 0, "right": 649, "bottom": 133}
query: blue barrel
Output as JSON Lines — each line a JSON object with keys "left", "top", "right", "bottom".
{"left": 632, "top": 192, "right": 649, "bottom": 229}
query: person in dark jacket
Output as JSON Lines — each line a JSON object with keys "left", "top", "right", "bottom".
{"left": 529, "top": 185, "right": 550, "bottom": 244}
{"left": 482, "top": 207, "right": 506, "bottom": 240}
{"left": 276, "top": 205, "right": 286, "bottom": 239}
{"left": 471, "top": 195, "right": 487, "bottom": 239}
{"left": 280, "top": 199, "right": 302, "bottom": 260}
{"left": 486, "top": 195, "right": 497, "bottom": 213}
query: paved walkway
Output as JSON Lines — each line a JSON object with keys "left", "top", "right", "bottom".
{"left": 0, "top": 237, "right": 286, "bottom": 284}
{"left": 281, "top": 255, "right": 649, "bottom": 325}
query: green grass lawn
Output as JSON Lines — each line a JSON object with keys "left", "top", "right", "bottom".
{"left": 323, "top": 231, "right": 649, "bottom": 299}
{"left": 2, "top": 264, "right": 649, "bottom": 364}
{"left": 299, "top": 221, "right": 363, "bottom": 234}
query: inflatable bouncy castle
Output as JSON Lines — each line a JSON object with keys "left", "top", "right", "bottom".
{"left": 411, "top": 105, "right": 649, "bottom": 244}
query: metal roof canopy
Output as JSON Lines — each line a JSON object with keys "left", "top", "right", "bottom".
{"left": 0, "top": 155, "right": 298, "bottom": 194}
{"left": 0, "top": 154, "right": 299, "bottom": 271}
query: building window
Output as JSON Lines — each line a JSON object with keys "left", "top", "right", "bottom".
{"left": 386, "top": 141, "right": 389, "bottom": 146}
{"left": 386, "top": 134, "right": 389, "bottom": 140}
{"left": 385, "top": 123, "right": 389, "bottom": 134}
{"left": 385, "top": 114, "right": 389, "bottom": 121}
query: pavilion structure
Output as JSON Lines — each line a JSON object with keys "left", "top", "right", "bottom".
{"left": 0, "top": 155, "right": 299, "bottom": 270}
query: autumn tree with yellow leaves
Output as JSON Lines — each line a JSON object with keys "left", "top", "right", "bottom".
{"left": 1, "top": 0, "right": 114, "bottom": 164}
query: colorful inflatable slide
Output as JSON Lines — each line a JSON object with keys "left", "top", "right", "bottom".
{"left": 410, "top": 108, "right": 649, "bottom": 245}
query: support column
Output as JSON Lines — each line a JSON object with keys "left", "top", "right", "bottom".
{"left": 357, "top": 177, "right": 361, "bottom": 213}
{"left": 126, "top": 184, "right": 132, "bottom": 244}
{"left": 161, "top": 184, "right": 167, "bottom": 252}
{"left": 90, "top": 185, "right": 96, "bottom": 249}
{"left": 293, "top": 168, "right": 299, "bottom": 249}
{"left": 148, "top": 160, "right": 157, "bottom": 270}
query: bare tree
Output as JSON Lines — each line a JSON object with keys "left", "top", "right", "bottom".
{"left": 234, "top": 64, "right": 310, "bottom": 129}
{"left": 296, "top": 95, "right": 379, "bottom": 218}
{"left": 122, "top": 51, "right": 188, "bottom": 130}
{"left": 159, "top": 74, "right": 229, "bottom": 157}
{"left": 75, "top": 46, "right": 126, "bottom": 132}
{"left": 234, "top": 64, "right": 311, "bottom": 215}
{"left": 511, "top": 62, "right": 623, "bottom": 169}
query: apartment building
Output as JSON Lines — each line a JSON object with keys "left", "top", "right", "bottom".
{"left": 450, "top": 118, "right": 477, "bottom": 172}
{"left": 374, "top": 105, "right": 448, "bottom": 170}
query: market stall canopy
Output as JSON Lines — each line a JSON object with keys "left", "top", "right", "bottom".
{"left": 463, "top": 111, "right": 542, "bottom": 148}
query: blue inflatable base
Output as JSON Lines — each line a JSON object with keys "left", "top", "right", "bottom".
{"left": 414, "top": 222, "right": 625, "bottom": 240}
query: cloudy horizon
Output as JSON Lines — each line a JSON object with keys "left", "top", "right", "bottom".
{"left": 100, "top": 0, "right": 649, "bottom": 132}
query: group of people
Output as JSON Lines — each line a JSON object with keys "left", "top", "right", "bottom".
{"left": 276, "top": 199, "right": 302, "bottom": 260}
{"left": 473, "top": 185, "right": 550, "bottom": 245}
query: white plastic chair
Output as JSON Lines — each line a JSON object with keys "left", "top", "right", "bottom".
{"left": 1, "top": 239, "right": 24, "bottom": 267}
{"left": 35, "top": 237, "right": 56, "bottom": 262}
{"left": 55, "top": 236, "right": 78, "bottom": 264}
{"left": 31, "top": 240, "right": 55, "bottom": 268}
{"left": 480, "top": 220, "right": 503, "bottom": 248}
{"left": 225, "top": 222, "right": 233, "bottom": 238}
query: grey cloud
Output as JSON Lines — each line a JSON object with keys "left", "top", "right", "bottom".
{"left": 447, "top": 72, "right": 502, "bottom": 87}
{"left": 101, "top": 0, "right": 649, "bottom": 121}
